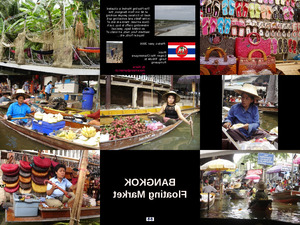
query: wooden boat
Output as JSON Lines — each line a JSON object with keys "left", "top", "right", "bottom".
{"left": 249, "top": 199, "right": 272, "bottom": 211}
{"left": 228, "top": 102, "right": 278, "bottom": 113}
{"left": 100, "top": 109, "right": 199, "bottom": 150}
{"left": 271, "top": 191, "right": 300, "bottom": 204}
{"left": 200, "top": 193, "right": 215, "bottom": 210}
{"left": 42, "top": 107, "right": 92, "bottom": 117}
{"left": 230, "top": 189, "right": 248, "bottom": 199}
{"left": 222, "top": 127, "right": 278, "bottom": 150}
{"left": 0, "top": 101, "right": 12, "bottom": 109}
{"left": 5, "top": 205, "right": 100, "bottom": 222}
{"left": 0, "top": 113, "right": 99, "bottom": 150}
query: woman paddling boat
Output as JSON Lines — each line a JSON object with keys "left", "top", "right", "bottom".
{"left": 148, "top": 91, "right": 193, "bottom": 127}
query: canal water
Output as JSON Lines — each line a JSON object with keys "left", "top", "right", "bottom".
{"left": 0, "top": 109, "right": 54, "bottom": 150}
{"left": 0, "top": 211, "right": 99, "bottom": 225}
{"left": 200, "top": 195, "right": 300, "bottom": 224}
{"left": 128, "top": 111, "right": 200, "bottom": 150}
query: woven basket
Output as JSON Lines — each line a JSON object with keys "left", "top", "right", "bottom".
{"left": 32, "top": 181, "right": 47, "bottom": 193}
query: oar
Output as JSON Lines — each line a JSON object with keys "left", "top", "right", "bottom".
{"left": 190, "top": 117, "right": 194, "bottom": 138}
{"left": 44, "top": 180, "right": 72, "bottom": 198}
{"left": 0, "top": 116, "right": 32, "bottom": 121}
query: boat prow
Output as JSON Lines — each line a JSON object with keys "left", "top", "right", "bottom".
{"left": 200, "top": 193, "right": 215, "bottom": 210}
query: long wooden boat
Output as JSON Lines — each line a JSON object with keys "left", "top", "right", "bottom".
{"left": 0, "top": 113, "right": 99, "bottom": 150}
{"left": 249, "top": 199, "right": 272, "bottom": 211}
{"left": 222, "top": 127, "right": 278, "bottom": 150}
{"left": 200, "top": 193, "right": 215, "bottom": 210}
{"left": 0, "top": 101, "right": 12, "bottom": 109}
{"left": 228, "top": 102, "right": 278, "bottom": 113}
{"left": 271, "top": 191, "right": 300, "bottom": 204}
{"left": 5, "top": 205, "right": 100, "bottom": 222}
{"left": 42, "top": 107, "right": 92, "bottom": 117}
{"left": 100, "top": 109, "right": 199, "bottom": 150}
{"left": 230, "top": 189, "right": 248, "bottom": 199}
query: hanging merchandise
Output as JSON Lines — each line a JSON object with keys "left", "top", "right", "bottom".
{"left": 75, "top": 18, "right": 85, "bottom": 39}
{"left": 237, "top": 49, "right": 277, "bottom": 74}
{"left": 200, "top": 47, "right": 237, "bottom": 75}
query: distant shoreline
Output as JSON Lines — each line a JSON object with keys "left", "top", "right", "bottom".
{"left": 155, "top": 20, "right": 194, "bottom": 35}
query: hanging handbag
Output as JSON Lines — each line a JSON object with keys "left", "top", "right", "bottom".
{"left": 19, "top": 154, "right": 32, "bottom": 171}
{"left": 20, "top": 164, "right": 31, "bottom": 173}
{"left": 19, "top": 175, "right": 32, "bottom": 184}
{"left": 19, "top": 181, "right": 32, "bottom": 189}
{"left": 200, "top": 47, "right": 237, "bottom": 75}
{"left": 31, "top": 180, "right": 47, "bottom": 193}
{"left": 19, "top": 187, "right": 32, "bottom": 194}
{"left": 238, "top": 49, "right": 277, "bottom": 74}
{"left": 3, "top": 167, "right": 19, "bottom": 176}
{"left": 235, "top": 33, "right": 271, "bottom": 58}
{"left": 32, "top": 168, "right": 49, "bottom": 177}
{"left": 2, "top": 174, "right": 19, "bottom": 183}
{"left": 32, "top": 164, "right": 49, "bottom": 173}
{"left": 4, "top": 184, "right": 19, "bottom": 193}
{"left": 200, "top": 32, "right": 236, "bottom": 57}
{"left": 1, "top": 155, "right": 19, "bottom": 174}
{"left": 51, "top": 155, "right": 60, "bottom": 168}
{"left": 19, "top": 169, "right": 31, "bottom": 178}
{"left": 3, "top": 178, "right": 19, "bottom": 188}
{"left": 31, "top": 174, "right": 49, "bottom": 185}
{"left": 33, "top": 154, "right": 51, "bottom": 169}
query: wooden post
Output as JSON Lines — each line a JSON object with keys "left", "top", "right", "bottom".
{"left": 132, "top": 86, "right": 137, "bottom": 108}
{"left": 69, "top": 150, "right": 89, "bottom": 225}
{"left": 105, "top": 75, "right": 111, "bottom": 109}
{"left": 192, "top": 81, "right": 195, "bottom": 107}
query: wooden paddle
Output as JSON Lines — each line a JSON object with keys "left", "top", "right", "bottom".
{"left": 190, "top": 117, "right": 194, "bottom": 138}
{"left": 44, "top": 180, "right": 72, "bottom": 198}
{"left": 0, "top": 116, "right": 32, "bottom": 121}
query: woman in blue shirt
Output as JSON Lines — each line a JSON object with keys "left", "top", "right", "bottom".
{"left": 223, "top": 84, "right": 268, "bottom": 142}
{"left": 45, "top": 81, "right": 54, "bottom": 101}
{"left": 46, "top": 164, "right": 77, "bottom": 208}
{"left": 6, "top": 89, "right": 35, "bottom": 127}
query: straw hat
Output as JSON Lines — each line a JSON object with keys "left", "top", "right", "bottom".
{"left": 234, "top": 84, "right": 262, "bottom": 100}
{"left": 256, "top": 180, "right": 267, "bottom": 190}
{"left": 12, "top": 89, "right": 30, "bottom": 100}
{"left": 234, "top": 182, "right": 241, "bottom": 189}
{"left": 162, "top": 91, "right": 181, "bottom": 103}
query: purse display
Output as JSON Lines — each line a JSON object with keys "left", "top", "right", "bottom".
{"left": 2, "top": 174, "right": 19, "bottom": 183}
{"left": 31, "top": 180, "right": 47, "bottom": 193}
{"left": 235, "top": 33, "right": 271, "bottom": 58}
{"left": 1, "top": 155, "right": 19, "bottom": 174}
{"left": 4, "top": 184, "right": 19, "bottom": 193}
{"left": 32, "top": 168, "right": 49, "bottom": 177}
{"left": 19, "top": 175, "right": 32, "bottom": 183}
{"left": 19, "top": 181, "right": 32, "bottom": 189}
{"left": 3, "top": 178, "right": 19, "bottom": 188}
{"left": 31, "top": 174, "right": 49, "bottom": 185}
{"left": 33, "top": 155, "right": 51, "bottom": 169}
{"left": 238, "top": 49, "right": 277, "bottom": 74}
{"left": 19, "top": 154, "right": 32, "bottom": 171}
{"left": 19, "top": 169, "right": 31, "bottom": 178}
{"left": 200, "top": 47, "right": 237, "bottom": 75}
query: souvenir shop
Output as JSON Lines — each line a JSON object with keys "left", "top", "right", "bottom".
{"left": 200, "top": 0, "right": 300, "bottom": 75}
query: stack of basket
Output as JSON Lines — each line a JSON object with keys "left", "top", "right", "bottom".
{"left": 1, "top": 155, "right": 20, "bottom": 193}
{"left": 31, "top": 155, "right": 51, "bottom": 193}
{"left": 19, "top": 154, "right": 32, "bottom": 194}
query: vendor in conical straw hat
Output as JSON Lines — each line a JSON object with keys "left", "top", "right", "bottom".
{"left": 148, "top": 91, "right": 192, "bottom": 127}
{"left": 222, "top": 84, "right": 268, "bottom": 142}
{"left": 4, "top": 89, "right": 35, "bottom": 127}
{"left": 254, "top": 179, "right": 268, "bottom": 200}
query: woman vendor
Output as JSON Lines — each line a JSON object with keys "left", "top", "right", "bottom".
{"left": 148, "top": 91, "right": 192, "bottom": 127}
{"left": 46, "top": 164, "right": 77, "bottom": 208}
{"left": 223, "top": 84, "right": 268, "bottom": 142}
{"left": 87, "top": 109, "right": 100, "bottom": 126}
{"left": 5, "top": 89, "right": 35, "bottom": 127}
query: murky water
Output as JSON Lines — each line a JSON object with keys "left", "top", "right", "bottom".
{"left": 0, "top": 109, "right": 54, "bottom": 150}
{"left": 0, "top": 210, "right": 99, "bottom": 225}
{"left": 156, "top": 22, "right": 195, "bottom": 32}
{"left": 200, "top": 194, "right": 300, "bottom": 224}
{"left": 128, "top": 112, "right": 200, "bottom": 150}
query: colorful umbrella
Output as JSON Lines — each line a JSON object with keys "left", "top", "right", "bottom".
{"left": 293, "top": 157, "right": 300, "bottom": 164}
{"left": 177, "top": 75, "right": 200, "bottom": 84}
{"left": 200, "top": 158, "right": 236, "bottom": 171}
{"left": 245, "top": 174, "right": 260, "bottom": 180}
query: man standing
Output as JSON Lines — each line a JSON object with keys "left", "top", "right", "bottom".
{"left": 203, "top": 180, "right": 218, "bottom": 193}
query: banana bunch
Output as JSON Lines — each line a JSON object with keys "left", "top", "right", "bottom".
{"left": 65, "top": 130, "right": 76, "bottom": 140}
{"left": 81, "top": 126, "right": 97, "bottom": 138}
{"left": 57, "top": 131, "right": 67, "bottom": 138}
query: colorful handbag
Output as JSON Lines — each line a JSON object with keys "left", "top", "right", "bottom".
{"left": 238, "top": 49, "right": 277, "bottom": 74}
{"left": 2, "top": 174, "right": 19, "bottom": 183}
{"left": 1, "top": 155, "right": 19, "bottom": 174}
{"left": 235, "top": 33, "right": 271, "bottom": 58}
{"left": 4, "top": 184, "right": 19, "bottom": 193}
{"left": 200, "top": 47, "right": 237, "bottom": 75}
{"left": 33, "top": 155, "right": 51, "bottom": 169}
{"left": 32, "top": 168, "right": 49, "bottom": 177}
{"left": 3, "top": 167, "right": 19, "bottom": 176}
{"left": 51, "top": 156, "right": 60, "bottom": 168}
{"left": 19, "top": 181, "right": 32, "bottom": 189}
{"left": 19, "top": 175, "right": 31, "bottom": 184}
{"left": 200, "top": 32, "right": 235, "bottom": 57}
{"left": 19, "top": 169, "right": 31, "bottom": 178}
{"left": 19, "top": 187, "right": 32, "bottom": 194}
{"left": 31, "top": 180, "right": 47, "bottom": 193}
{"left": 3, "top": 178, "right": 19, "bottom": 188}
{"left": 19, "top": 154, "right": 32, "bottom": 170}
{"left": 32, "top": 164, "right": 49, "bottom": 173}
{"left": 31, "top": 174, "right": 49, "bottom": 185}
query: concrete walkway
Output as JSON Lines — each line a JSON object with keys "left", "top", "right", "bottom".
{"left": 158, "top": 23, "right": 195, "bottom": 36}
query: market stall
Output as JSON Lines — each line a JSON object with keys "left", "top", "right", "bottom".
{"left": 200, "top": 0, "right": 300, "bottom": 75}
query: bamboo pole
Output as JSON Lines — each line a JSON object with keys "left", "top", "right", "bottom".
{"left": 69, "top": 150, "right": 89, "bottom": 225}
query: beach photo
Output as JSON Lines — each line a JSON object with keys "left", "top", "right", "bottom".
{"left": 155, "top": 5, "right": 196, "bottom": 36}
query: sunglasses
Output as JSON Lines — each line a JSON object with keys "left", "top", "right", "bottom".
{"left": 0, "top": 184, "right": 6, "bottom": 188}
